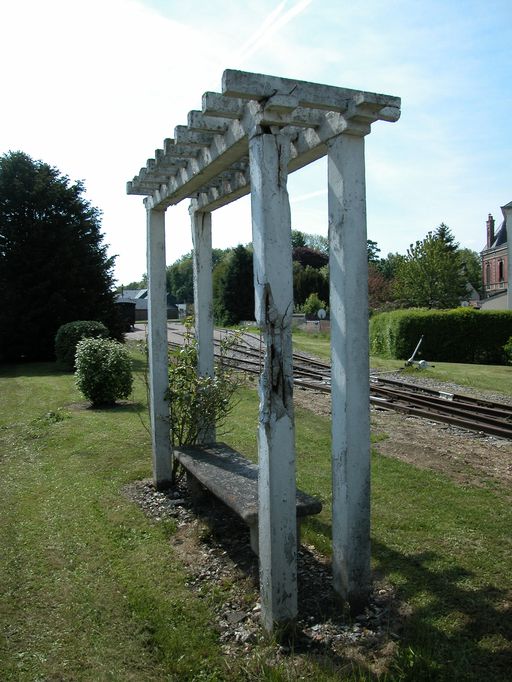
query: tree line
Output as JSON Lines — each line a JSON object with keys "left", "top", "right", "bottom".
{"left": 0, "top": 149, "right": 483, "bottom": 360}
{"left": 125, "top": 225, "right": 482, "bottom": 324}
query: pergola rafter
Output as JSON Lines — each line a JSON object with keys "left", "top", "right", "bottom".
{"left": 127, "top": 69, "right": 400, "bottom": 633}
{"left": 127, "top": 69, "right": 399, "bottom": 213}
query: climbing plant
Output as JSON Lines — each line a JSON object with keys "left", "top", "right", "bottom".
{"left": 166, "top": 321, "right": 242, "bottom": 477}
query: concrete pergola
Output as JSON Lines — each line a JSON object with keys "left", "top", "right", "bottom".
{"left": 127, "top": 69, "right": 400, "bottom": 631}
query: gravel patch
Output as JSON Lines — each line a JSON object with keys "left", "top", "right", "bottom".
{"left": 123, "top": 478, "right": 401, "bottom": 673}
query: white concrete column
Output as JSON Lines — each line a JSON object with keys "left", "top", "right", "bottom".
{"left": 191, "top": 204, "right": 215, "bottom": 443}
{"left": 327, "top": 133, "right": 371, "bottom": 612}
{"left": 146, "top": 206, "right": 172, "bottom": 488}
{"left": 249, "top": 129, "right": 297, "bottom": 632}
{"left": 503, "top": 203, "right": 512, "bottom": 310}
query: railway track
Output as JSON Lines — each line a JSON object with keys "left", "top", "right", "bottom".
{"left": 167, "top": 326, "right": 512, "bottom": 440}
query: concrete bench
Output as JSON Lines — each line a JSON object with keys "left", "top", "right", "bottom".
{"left": 173, "top": 442, "right": 322, "bottom": 555}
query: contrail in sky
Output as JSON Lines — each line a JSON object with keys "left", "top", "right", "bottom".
{"left": 291, "top": 189, "right": 327, "bottom": 204}
{"left": 236, "top": 0, "right": 313, "bottom": 63}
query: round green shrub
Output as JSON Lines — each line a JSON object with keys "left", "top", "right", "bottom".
{"left": 75, "top": 337, "right": 133, "bottom": 407}
{"left": 55, "top": 320, "right": 109, "bottom": 370}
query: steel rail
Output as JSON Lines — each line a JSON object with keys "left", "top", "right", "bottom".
{"left": 164, "top": 327, "right": 512, "bottom": 439}
{"left": 371, "top": 386, "right": 512, "bottom": 435}
{"left": 370, "top": 384, "right": 512, "bottom": 422}
{"left": 370, "top": 375, "right": 512, "bottom": 416}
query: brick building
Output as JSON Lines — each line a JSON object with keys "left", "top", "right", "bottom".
{"left": 481, "top": 204, "right": 509, "bottom": 302}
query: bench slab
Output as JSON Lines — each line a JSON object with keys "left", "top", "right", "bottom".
{"left": 173, "top": 442, "right": 322, "bottom": 526}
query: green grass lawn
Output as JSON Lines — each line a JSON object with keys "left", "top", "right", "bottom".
{"left": 291, "top": 327, "right": 512, "bottom": 395}
{"left": 1, "top": 346, "right": 511, "bottom": 680}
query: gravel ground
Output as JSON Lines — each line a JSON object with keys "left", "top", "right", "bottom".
{"left": 123, "top": 478, "right": 401, "bottom": 674}
{"left": 294, "top": 371, "right": 512, "bottom": 492}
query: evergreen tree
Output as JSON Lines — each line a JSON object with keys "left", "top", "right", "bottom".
{"left": 393, "top": 230, "right": 466, "bottom": 308}
{"left": 214, "top": 245, "right": 254, "bottom": 325}
{"left": 367, "top": 239, "right": 381, "bottom": 263}
{"left": 434, "top": 222, "right": 458, "bottom": 252}
{"left": 293, "top": 263, "right": 329, "bottom": 307}
{"left": 0, "top": 151, "right": 118, "bottom": 361}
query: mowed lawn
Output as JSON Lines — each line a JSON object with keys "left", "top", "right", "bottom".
{"left": 1, "top": 346, "right": 511, "bottom": 680}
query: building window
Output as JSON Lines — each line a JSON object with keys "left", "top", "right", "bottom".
{"left": 486, "top": 262, "right": 491, "bottom": 285}
{"left": 498, "top": 260, "right": 504, "bottom": 282}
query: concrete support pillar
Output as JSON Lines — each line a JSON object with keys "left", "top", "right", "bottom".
{"left": 249, "top": 129, "right": 297, "bottom": 633}
{"left": 327, "top": 133, "right": 371, "bottom": 612}
{"left": 146, "top": 206, "right": 172, "bottom": 488}
{"left": 191, "top": 204, "right": 215, "bottom": 443}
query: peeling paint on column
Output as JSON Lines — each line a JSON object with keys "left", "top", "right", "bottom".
{"left": 249, "top": 129, "right": 298, "bottom": 631}
{"left": 129, "top": 70, "right": 401, "bottom": 634}
{"left": 328, "top": 133, "right": 371, "bottom": 611}
{"left": 146, "top": 206, "right": 172, "bottom": 488}
{"left": 191, "top": 203, "right": 215, "bottom": 443}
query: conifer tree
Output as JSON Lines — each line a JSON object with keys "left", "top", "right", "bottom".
{"left": 0, "top": 151, "right": 118, "bottom": 360}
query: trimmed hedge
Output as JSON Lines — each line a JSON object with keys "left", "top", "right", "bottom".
{"left": 370, "top": 308, "right": 512, "bottom": 364}
{"left": 55, "top": 320, "right": 109, "bottom": 370}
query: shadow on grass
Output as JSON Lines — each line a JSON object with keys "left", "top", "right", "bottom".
{"left": 85, "top": 401, "right": 147, "bottom": 414}
{"left": 372, "top": 539, "right": 512, "bottom": 681}
{"left": 0, "top": 360, "right": 70, "bottom": 378}
{"left": 128, "top": 353, "right": 148, "bottom": 373}
{"left": 305, "top": 516, "right": 511, "bottom": 680}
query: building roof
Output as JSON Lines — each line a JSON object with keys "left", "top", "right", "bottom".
{"left": 490, "top": 221, "right": 507, "bottom": 249}
{"left": 482, "top": 202, "right": 509, "bottom": 253}
{"left": 121, "top": 289, "right": 148, "bottom": 299}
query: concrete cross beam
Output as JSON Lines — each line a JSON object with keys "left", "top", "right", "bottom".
{"left": 163, "top": 138, "right": 201, "bottom": 158}
{"left": 174, "top": 125, "right": 217, "bottom": 147}
{"left": 222, "top": 69, "right": 400, "bottom": 118}
{"left": 187, "top": 110, "right": 231, "bottom": 132}
{"left": 202, "top": 92, "right": 246, "bottom": 119}
{"left": 127, "top": 70, "right": 400, "bottom": 205}
{"left": 155, "top": 149, "right": 189, "bottom": 168}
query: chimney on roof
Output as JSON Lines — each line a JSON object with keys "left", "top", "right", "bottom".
{"left": 486, "top": 213, "right": 495, "bottom": 248}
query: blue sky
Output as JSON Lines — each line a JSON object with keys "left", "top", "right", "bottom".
{"left": 1, "top": 0, "right": 510, "bottom": 284}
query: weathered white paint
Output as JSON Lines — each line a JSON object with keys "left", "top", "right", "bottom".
{"left": 129, "top": 70, "right": 401, "bottom": 633}
{"left": 191, "top": 204, "right": 215, "bottom": 443}
{"left": 127, "top": 70, "right": 400, "bottom": 215}
{"left": 249, "top": 129, "right": 298, "bottom": 632}
{"left": 146, "top": 207, "right": 173, "bottom": 488}
{"left": 327, "top": 133, "right": 371, "bottom": 611}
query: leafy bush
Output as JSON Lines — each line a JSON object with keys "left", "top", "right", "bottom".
{"left": 301, "top": 292, "right": 328, "bottom": 317}
{"left": 370, "top": 308, "right": 512, "bottom": 364}
{"left": 75, "top": 338, "right": 133, "bottom": 406}
{"left": 55, "top": 320, "right": 109, "bottom": 369}
{"left": 504, "top": 336, "right": 512, "bottom": 365}
{"left": 166, "top": 322, "right": 241, "bottom": 449}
